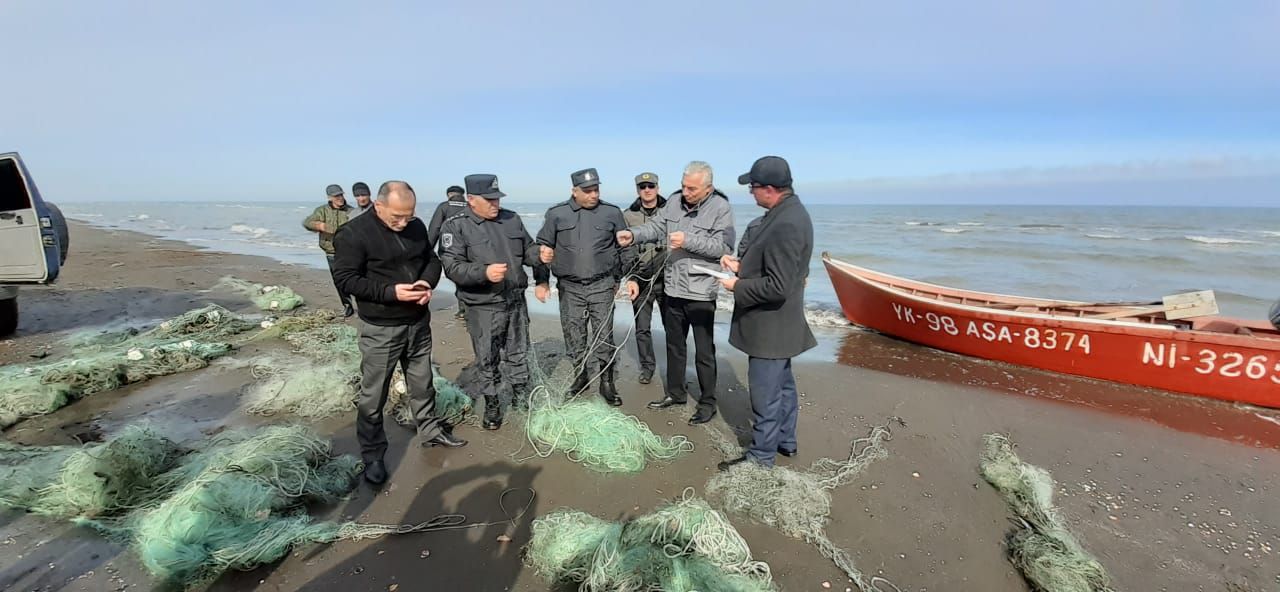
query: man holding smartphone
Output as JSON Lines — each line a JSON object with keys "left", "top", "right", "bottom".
{"left": 331, "top": 180, "right": 467, "bottom": 486}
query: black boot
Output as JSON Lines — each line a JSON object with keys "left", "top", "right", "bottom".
{"left": 600, "top": 379, "right": 622, "bottom": 407}
{"left": 568, "top": 371, "right": 589, "bottom": 396}
{"left": 482, "top": 396, "right": 503, "bottom": 430}
{"left": 343, "top": 303, "right": 355, "bottom": 318}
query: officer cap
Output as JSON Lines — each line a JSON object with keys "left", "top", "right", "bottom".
{"left": 571, "top": 168, "right": 601, "bottom": 189}
{"left": 464, "top": 174, "right": 506, "bottom": 199}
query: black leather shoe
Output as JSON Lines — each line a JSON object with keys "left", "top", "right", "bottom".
{"left": 688, "top": 409, "right": 717, "bottom": 425}
{"left": 717, "top": 456, "right": 751, "bottom": 472}
{"left": 482, "top": 398, "right": 503, "bottom": 430}
{"left": 343, "top": 303, "right": 355, "bottom": 318}
{"left": 647, "top": 396, "right": 686, "bottom": 410}
{"left": 453, "top": 308, "right": 465, "bottom": 320}
{"left": 638, "top": 371, "right": 653, "bottom": 385}
{"left": 600, "top": 381, "right": 622, "bottom": 407}
{"left": 424, "top": 432, "right": 468, "bottom": 448}
{"left": 778, "top": 447, "right": 797, "bottom": 458}
{"left": 363, "top": 460, "right": 387, "bottom": 484}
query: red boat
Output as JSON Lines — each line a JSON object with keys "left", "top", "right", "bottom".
{"left": 821, "top": 253, "right": 1280, "bottom": 409}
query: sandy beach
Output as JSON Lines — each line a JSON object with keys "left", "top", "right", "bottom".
{"left": 1, "top": 221, "right": 1277, "bottom": 592}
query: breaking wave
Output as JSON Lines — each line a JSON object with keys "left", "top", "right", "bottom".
{"left": 1184, "top": 235, "right": 1259, "bottom": 245}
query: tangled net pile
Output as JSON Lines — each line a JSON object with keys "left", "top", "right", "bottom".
{"left": 525, "top": 491, "right": 775, "bottom": 592}
{"left": 216, "top": 276, "right": 306, "bottom": 311}
{"left": 0, "top": 424, "right": 470, "bottom": 587}
{"left": 704, "top": 420, "right": 903, "bottom": 592}
{"left": 980, "top": 434, "right": 1115, "bottom": 592}
{"left": 244, "top": 320, "right": 472, "bottom": 424}
{"left": 0, "top": 306, "right": 253, "bottom": 428}
{"left": 520, "top": 349, "right": 692, "bottom": 473}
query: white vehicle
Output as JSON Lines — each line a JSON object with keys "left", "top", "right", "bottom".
{"left": 0, "top": 152, "right": 68, "bottom": 336}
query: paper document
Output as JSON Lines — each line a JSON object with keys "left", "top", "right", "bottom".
{"left": 690, "top": 264, "right": 733, "bottom": 280}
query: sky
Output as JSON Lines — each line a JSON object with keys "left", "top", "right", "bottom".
{"left": 2, "top": 1, "right": 1278, "bottom": 206}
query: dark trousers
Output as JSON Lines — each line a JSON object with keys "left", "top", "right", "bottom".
{"left": 661, "top": 296, "right": 717, "bottom": 412}
{"left": 325, "top": 254, "right": 354, "bottom": 309}
{"left": 464, "top": 297, "right": 530, "bottom": 402}
{"left": 630, "top": 277, "right": 663, "bottom": 375}
{"left": 745, "top": 357, "right": 799, "bottom": 467}
{"left": 559, "top": 282, "right": 618, "bottom": 384}
{"left": 356, "top": 321, "right": 443, "bottom": 464}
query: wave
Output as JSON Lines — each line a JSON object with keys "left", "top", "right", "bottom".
{"left": 957, "top": 222, "right": 985, "bottom": 227}
{"left": 132, "top": 214, "right": 151, "bottom": 221}
{"left": 905, "top": 221, "right": 943, "bottom": 226}
{"left": 1017, "top": 223, "right": 1064, "bottom": 229}
{"left": 1260, "top": 231, "right": 1280, "bottom": 237}
{"left": 229, "top": 224, "right": 272, "bottom": 238}
{"left": 1184, "top": 235, "right": 1260, "bottom": 245}
{"left": 713, "top": 292, "right": 850, "bottom": 329}
{"left": 939, "top": 228, "right": 969, "bottom": 234}
{"left": 1084, "top": 233, "right": 1125, "bottom": 240}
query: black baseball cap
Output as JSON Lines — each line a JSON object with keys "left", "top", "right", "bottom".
{"left": 446, "top": 185, "right": 465, "bottom": 197}
{"left": 352, "top": 182, "right": 371, "bottom": 197}
{"left": 464, "top": 174, "right": 506, "bottom": 199}
{"left": 737, "top": 156, "right": 793, "bottom": 188}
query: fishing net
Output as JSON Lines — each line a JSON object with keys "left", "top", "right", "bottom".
{"left": 705, "top": 420, "right": 903, "bottom": 592}
{"left": 979, "top": 434, "right": 1115, "bottom": 592}
{"left": 216, "top": 276, "right": 306, "bottom": 311}
{"left": 244, "top": 322, "right": 472, "bottom": 425}
{"left": 0, "top": 340, "right": 234, "bottom": 428}
{"left": 64, "top": 305, "right": 257, "bottom": 351}
{"left": 0, "top": 424, "right": 492, "bottom": 588}
{"left": 518, "top": 348, "right": 692, "bottom": 473}
{"left": 525, "top": 491, "right": 775, "bottom": 592}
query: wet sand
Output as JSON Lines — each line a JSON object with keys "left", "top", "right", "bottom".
{"left": 1, "top": 222, "right": 1277, "bottom": 592}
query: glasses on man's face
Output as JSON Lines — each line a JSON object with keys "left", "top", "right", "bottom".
{"left": 388, "top": 213, "right": 417, "bottom": 223}
{"left": 749, "top": 184, "right": 764, "bottom": 190}
{"left": 637, "top": 183, "right": 656, "bottom": 190}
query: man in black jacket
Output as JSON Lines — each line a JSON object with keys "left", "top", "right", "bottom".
{"left": 717, "top": 156, "right": 817, "bottom": 470}
{"left": 331, "top": 180, "right": 467, "bottom": 486}
{"left": 439, "top": 174, "right": 550, "bottom": 430}
{"left": 428, "top": 185, "right": 470, "bottom": 320}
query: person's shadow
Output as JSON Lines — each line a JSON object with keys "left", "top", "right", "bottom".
{"left": 296, "top": 460, "right": 541, "bottom": 591}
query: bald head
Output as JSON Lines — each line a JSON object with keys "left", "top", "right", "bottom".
{"left": 374, "top": 180, "right": 418, "bottom": 232}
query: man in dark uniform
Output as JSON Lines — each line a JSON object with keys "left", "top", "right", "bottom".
{"left": 331, "top": 181, "right": 467, "bottom": 485}
{"left": 536, "top": 168, "right": 638, "bottom": 406}
{"left": 429, "top": 185, "right": 471, "bottom": 320}
{"left": 622, "top": 172, "right": 668, "bottom": 384}
{"left": 303, "top": 183, "right": 356, "bottom": 317}
{"left": 717, "top": 156, "right": 817, "bottom": 470}
{"left": 439, "top": 174, "right": 550, "bottom": 430}
{"left": 350, "top": 182, "right": 374, "bottom": 218}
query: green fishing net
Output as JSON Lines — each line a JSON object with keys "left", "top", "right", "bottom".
{"left": 216, "top": 276, "right": 306, "bottom": 311}
{"left": 525, "top": 492, "right": 775, "bottom": 592}
{"left": 980, "top": 434, "right": 1115, "bottom": 592}
{"left": 705, "top": 420, "right": 903, "bottom": 592}
{"left": 0, "top": 424, "right": 466, "bottom": 588}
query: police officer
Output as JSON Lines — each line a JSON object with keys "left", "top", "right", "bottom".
{"left": 429, "top": 185, "right": 471, "bottom": 320}
{"left": 439, "top": 174, "right": 550, "bottom": 430}
{"left": 536, "top": 168, "right": 638, "bottom": 406}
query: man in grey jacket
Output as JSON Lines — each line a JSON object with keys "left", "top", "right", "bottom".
{"left": 717, "top": 156, "right": 816, "bottom": 470}
{"left": 617, "top": 161, "right": 735, "bottom": 425}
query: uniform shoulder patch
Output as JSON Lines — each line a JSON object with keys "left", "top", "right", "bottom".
{"left": 442, "top": 233, "right": 454, "bottom": 248}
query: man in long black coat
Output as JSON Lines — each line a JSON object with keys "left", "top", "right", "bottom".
{"left": 717, "top": 156, "right": 817, "bottom": 469}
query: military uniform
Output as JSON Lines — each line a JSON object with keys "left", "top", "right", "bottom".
{"left": 303, "top": 184, "right": 355, "bottom": 315}
{"left": 536, "top": 168, "right": 635, "bottom": 405}
{"left": 438, "top": 174, "right": 549, "bottom": 429}
{"left": 623, "top": 172, "right": 668, "bottom": 383}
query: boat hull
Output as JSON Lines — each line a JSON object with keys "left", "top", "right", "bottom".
{"left": 823, "top": 257, "right": 1280, "bottom": 409}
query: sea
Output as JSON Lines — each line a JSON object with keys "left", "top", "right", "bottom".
{"left": 61, "top": 202, "right": 1280, "bottom": 329}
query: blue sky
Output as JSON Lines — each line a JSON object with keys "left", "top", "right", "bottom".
{"left": 2, "top": 1, "right": 1278, "bottom": 205}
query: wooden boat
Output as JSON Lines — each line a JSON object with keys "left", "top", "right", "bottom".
{"left": 821, "top": 253, "right": 1280, "bottom": 409}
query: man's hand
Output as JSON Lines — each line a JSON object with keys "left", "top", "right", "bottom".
{"left": 626, "top": 280, "right": 640, "bottom": 301}
{"left": 539, "top": 245, "right": 555, "bottom": 264}
{"left": 314, "top": 222, "right": 328, "bottom": 233}
{"left": 720, "top": 254, "right": 740, "bottom": 274}
{"left": 719, "top": 276, "right": 738, "bottom": 292}
{"left": 395, "top": 283, "right": 428, "bottom": 302}
{"left": 668, "top": 231, "right": 685, "bottom": 250}
{"left": 411, "top": 280, "right": 433, "bottom": 305}
{"left": 535, "top": 283, "right": 550, "bottom": 303}
{"left": 485, "top": 263, "right": 509, "bottom": 283}
{"left": 616, "top": 230, "right": 634, "bottom": 247}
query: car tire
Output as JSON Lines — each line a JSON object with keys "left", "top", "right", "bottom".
{"left": 0, "top": 298, "right": 17, "bottom": 337}
{"left": 46, "top": 202, "right": 69, "bottom": 264}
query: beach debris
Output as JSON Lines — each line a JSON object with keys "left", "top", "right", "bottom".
{"left": 525, "top": 491, "right": 775, "bottom": 592}
{"left": 705, "top": 419, "right": 904, "bottom": 592}
{"left": 0, "top": 424, "right": 486, "bottom": 588}
{"left": 215, "top": 276, "right": 305, "bottom": 311}
{"left": 980, "top": 433, "right": 1116, "bottom": 592}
